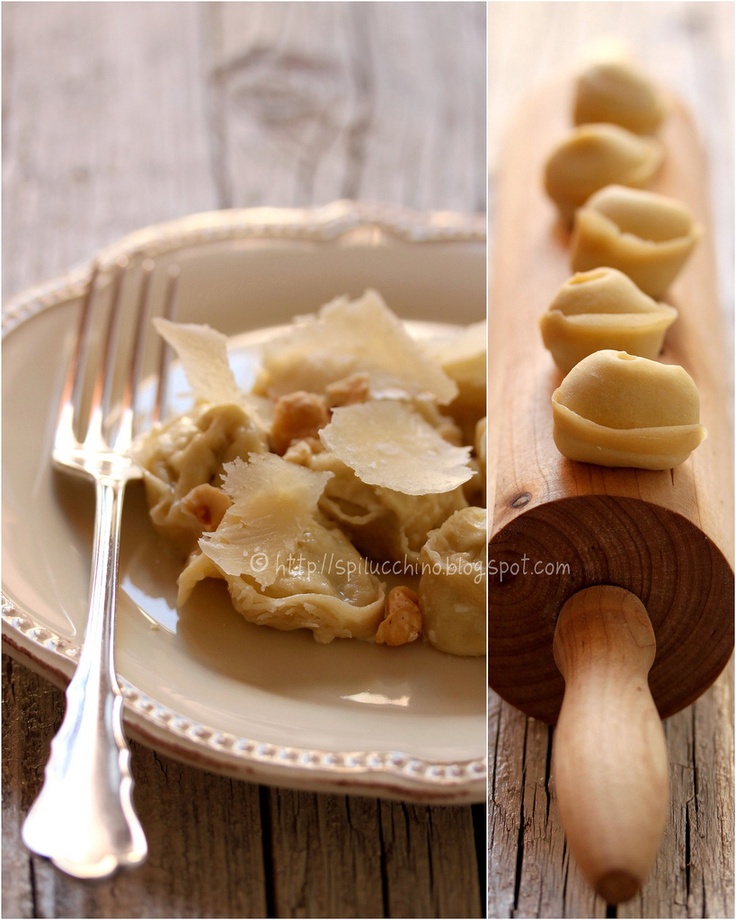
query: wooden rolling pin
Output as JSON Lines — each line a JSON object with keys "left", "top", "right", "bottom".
{"left": 487, "top": 80, "right": 734, "bottom": 904}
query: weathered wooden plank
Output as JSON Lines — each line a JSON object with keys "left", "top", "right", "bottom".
{"left": 206, "top": 1, "right": 486, "bottom": 212}
{"left": 265, "top": 790, "right": 385, "bottom": 918}
{"left": 1, "top": 1, "right": 217, "bottom": 302}
{"left": 377, "top": 800, "right": 483, "bottom": 918}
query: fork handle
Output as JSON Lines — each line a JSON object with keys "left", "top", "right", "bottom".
{"left": 22, "top": 475, "right": 148, "bottom": 879}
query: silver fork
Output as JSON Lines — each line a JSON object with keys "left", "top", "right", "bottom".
{"left": 21, "top": 256, "right": 177, "bottom": 879}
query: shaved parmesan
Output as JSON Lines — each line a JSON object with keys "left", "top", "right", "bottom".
{"left": 198, "top": 454, "right": 333, "bottom": 586}
{"left": 154, "top": 318, "right": 243, "bottom": 405}
{"left": 259, "top": 290, "right": 458, "bottom": 405}
{"left": 319, "top": 401, "right": 472, "bottom": 495}
{"left": 220, "top": 452, "right": 329, "bottom": 512}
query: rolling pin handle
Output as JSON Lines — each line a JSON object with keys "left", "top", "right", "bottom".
{"left": 552, "top": 585, "right": 669, "bottom": 904}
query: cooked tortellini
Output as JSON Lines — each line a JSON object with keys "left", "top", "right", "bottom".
{"left": 469, "top": 417, "right": 487, "bottom": 506}
{"left": 136, "top": 292, "right": 486, "bottom": 654}
{"left": 544, "top": 124, "right": 662, "bottom": 226}
{"left": 573, "top": 59, "right": 668, "bottom": 135}
{"left": 177, "top": 457, "right": 386, "bottom": 644}
{"left": 294, "top": 447, "right": 469, "bottom": 566}
{"left": 552, "top": 350, "right": 706, "bottom": 469}
{"left": 418, "top": 507, "right": 486, "bottom": 657}
{"left": 424, "top": 320, "right": 486, "bottom": 441}
{"left": 539, "top": 267, "right": 677, "bottom": 374}
{"left": 133, "top": 402, "right": 267, "bottom": 553}
{"left": 570, "top": 185, "right": 702, "bottom": 299}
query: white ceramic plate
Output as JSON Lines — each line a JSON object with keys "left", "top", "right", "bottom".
{"left": 2, "top": 202, "right": 487, "bottom": 804}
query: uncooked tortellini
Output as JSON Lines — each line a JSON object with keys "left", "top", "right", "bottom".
{"left": 552, "top": 350, "right": 706, "bottom": 469}
{"left": 570, "top": 185, "right": 701, "bottom": 299}
{"left": 573, "top": 59, "right": 668, "bottom": 135}
{"left": 539, "top": 267, "right": 677, "bottom": 374}
{"left": 544, "top": 124, "right": 662, "bottom": 226}
{"left": 418, "top": 507, "right": 486, "bottom": 657}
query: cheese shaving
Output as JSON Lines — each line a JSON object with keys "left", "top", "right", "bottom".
{"left": 198, "top": 454, "right": 333, "bottom": 586}
{"left": 154, "top": 318, "right": 243, "bottom": 405}
{"left": 259, "top": 290, "right": 458, "bottom": 405}
{"left": 319, "top": 401, "right": 472, "bottom": 495}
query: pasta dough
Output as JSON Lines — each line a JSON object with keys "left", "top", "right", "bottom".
{"left": 539, "top": 267, "right": 677, "bottom": 374}
{"left": 573, "top": 59, "right": 668, "bottom": 135}
{"left": 544, "top": 124, "right": 662, "bottom": 226}
{"left": 552, "top": 350, "right": 706, "bottom": 469}
{"left": 570, "top": 185, "right": 701, "bottom": 299}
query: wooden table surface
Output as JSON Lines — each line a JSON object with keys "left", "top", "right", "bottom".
{"left": 487, "top": 4, "right": 734, "bottom": 919}
{"left": 2, "top": 4, "right": 485, "bottom": 919}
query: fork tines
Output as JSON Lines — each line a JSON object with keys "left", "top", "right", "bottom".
{"left": 57, "top": 256, "right": 178, "bottom": 462}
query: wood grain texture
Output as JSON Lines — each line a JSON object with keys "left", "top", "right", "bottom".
{"left": 552, "top": 588, "right": 669, "bottom": 904}
{"left": 487, "top": 3, "right": 733, "bottom": 917}
{"left": 205, "top": 2, "right": 486, "bottom": 212}
{"left": 2, "top": 3, "right": 485, "bottom": 918}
